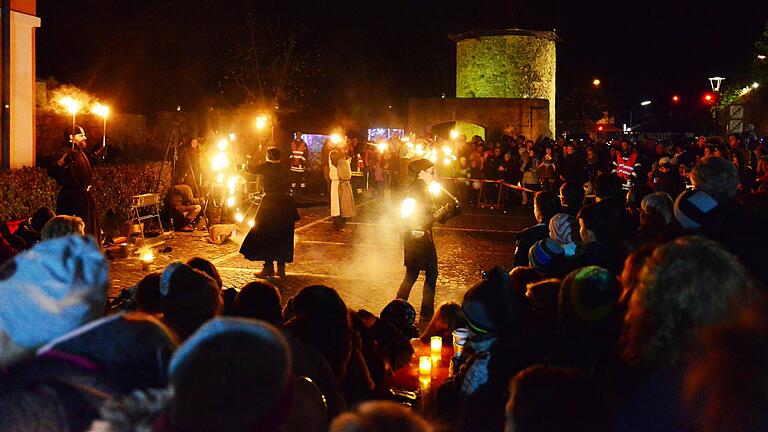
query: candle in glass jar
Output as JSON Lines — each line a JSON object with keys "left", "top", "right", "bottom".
{"left": 430, "top": 336, "right": 442, "bottom": 354}
{"left": 418, "top": 355, "right": 432, "bottom": 376}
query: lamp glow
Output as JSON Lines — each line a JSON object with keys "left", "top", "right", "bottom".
{"left": 640, "top": 100, "right": 652, "bottom": 106}
{"left": 428, "top": 181, "right": 442, "bottom": 196}
{"left": 401, "top": 197, "right": 416, "bottom": 219}
{"left": 235, "top": 212, "right": 244, "bottom": 223}
{"left": 248, "top": 219, "right": 255, "bottom": 227}
{"left": 216, "top": 173, "right": 225, "bottom": 183}
{"left": 592, "top": 78, "right": 601, "bottom": 86}
{"left": 211, "top": 152, "right": 229, "bottom": 171}
{"left": 330, "top": 133, "right": 343, "bottom": 144}
{"left": 226, "top": 196, "right": 236, "bottom": 207}
{"left": 229, "top": 133, "right": 236, "bottom": 141}
{"left": 753, "top": 82, "right": 759, "bottom": 89}
{"left": 255, "top": 116, "right": 268, "bottom": 130}
{"left": 217, "top": 139, "right": 228, "bottom": 150}
{"left": 376, "top": 142, "right": 388, "bottom": 153}
{"left": 449, "top": 129, "right": 459, "bottom": 140}
{"left": 140, "top": 250, "right": 155, "bottom": 271}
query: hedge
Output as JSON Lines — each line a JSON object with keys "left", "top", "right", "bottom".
{"left": 0, "top": 162, "right": 171, "bottom": 234}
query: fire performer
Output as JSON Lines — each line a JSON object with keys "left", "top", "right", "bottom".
{"left": 47, "top": 125, "right": 104, "bottom": 244}
{"left": 240, "top": 148, "right": 300, "bottom": 278}
{"left": 396, "top": 158, "right": 461, "bottom": 317}
{"left": 329, "top": 140, "right": 356, "bottom": 230}
{"left": 289, "top": 131, "right": 309, "bottom": 190}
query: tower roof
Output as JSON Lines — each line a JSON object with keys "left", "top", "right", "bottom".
{"left": 450, "top": 28, "right": 559, "bottom": 43}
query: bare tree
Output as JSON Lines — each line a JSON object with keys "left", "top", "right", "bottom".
{"left": 226, "top": 15, "right": 320, "bottom": 111}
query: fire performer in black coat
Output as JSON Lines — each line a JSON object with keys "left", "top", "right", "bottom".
{"left": 47, "top": 125, "right": 103, "bottom": 244}
{"left": 240, "top": 148, "right": 300, "bottom": 278}
{"left": 396, "top": 158, "right": 461, "bottom": 317}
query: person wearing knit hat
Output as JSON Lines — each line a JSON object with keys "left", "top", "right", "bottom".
{"left": 549, "top": 213, "right": 580, "bottom": 257}
{"left": 397, "top": 158, "right": 461, "bottom": 318}
{"left": 167, "top": 317, "right": 293, "bottom": 432}
{"left": 159, "top": 262, "right": 222, "bottom": 341}
{"left": 380, "top": 299, "right": 419, "bottom": 339}
{"left": 528, "top": 238, "right": 566, "bottom": 276}
{"left": 673, "top": 189, "right": 721, "bottom": 230}
{"left": 0, "top": 235, "right": 108, "bottom": 366}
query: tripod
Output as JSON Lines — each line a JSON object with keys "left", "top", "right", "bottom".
{"left": 154, "top": 121, "right": 210, "bottom": 235}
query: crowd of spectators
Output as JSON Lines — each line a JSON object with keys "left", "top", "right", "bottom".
{"left": 1, "top": 130, "right": 768, "bottom": 431}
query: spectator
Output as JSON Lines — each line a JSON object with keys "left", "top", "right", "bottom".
{"left": 548, "top": 212, "right": 580, "bottom": 258}
{"left": 685, "top": 298, "right": 768, "bottom": 432}
{"left": 513, "top": 191, "right": 560, "bottom": 267}
{"left": 0, "top": 235, "right": 107, "bottom": 367}
{"left": 166, "top": 318, "right": 293, "bottom": 432}
{"left": 380, "top": 299, "right": 419, "bottom": 340}
{"left": 41, "top": 215, "right": 85, "bottom": 240}
{"left": 234, "top": 281, "right": 283, "bottom": 326}
{"left": 617, "top": 236, "right": 754, "bottom": 431}
{"left": 506, "top": 365, "right": 608, "bottom": 432}
{"left": 134, "top": 271, "right": 164, "bottom": 313}
{"left": 637, "top": 192, "right": 674, "bottom": 241}
{"left": 690, "top": 156, "right": 738, "bottom": 205}
{"left": 559, "top": 181, "right": 585, "bottom": 217}
{"left": 420, "top": 301, "right": 467, "bottom": 343}
{"left": 573, "top": 202, "right": 626, "bottom": 274}
{"left": 528, "top": 238, "right": 566, "bottom": 278}
{"left": 158, "top": 262, "right": 223, "bottom": 341}
{"left": 14, "top": 206, "right": 55, "bottom": 247}
{"left": 331, "top": 400, "right": 432, "bottom": 432}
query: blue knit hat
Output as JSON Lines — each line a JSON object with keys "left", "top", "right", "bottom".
{"left": 528, "top": 238, "right": 565, "bottom": 273}
{"left": 674, "top": 189, "right": 720, "bottom": 229}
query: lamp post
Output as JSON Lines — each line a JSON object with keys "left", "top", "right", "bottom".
{"left": 708, "top": 76, "right": 724, "bottom": 133}
{"left": 92, "top": 103, "right": 109, "bottom": 148}
{"left": 628, "top": 100, "right": 651, "bottom": 132}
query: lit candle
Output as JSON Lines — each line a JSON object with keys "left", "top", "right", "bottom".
{"left": 431, "top": 336, "right": 443, "bottom": 354}
{"left": 418, "top": 355, "right": 432, "bottom": 376}
{"left": 140, "top": 251, "right": 155, "bottom": 271}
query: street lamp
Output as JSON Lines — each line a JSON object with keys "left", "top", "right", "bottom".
{"left": 709, "top": 76, "right": 725, "bottom": 92}
{"left": 592, "top": 78, "right": 601, "bottom": 87}
{"left": 629, "top": 100, "right": 652, "bottom": 132}
{"left": 92, "top": 103, "right": 109, "bottom": 149}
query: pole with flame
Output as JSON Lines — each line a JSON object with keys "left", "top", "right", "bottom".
{"left": 92, "top": 103, "right": 109, "bottom": 148}
{"left": 59, "top": 96, "right": 80, "bottom": 149}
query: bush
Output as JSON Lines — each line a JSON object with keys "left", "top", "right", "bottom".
{"left": 0, "top": 162, "right": 171, "bottom": 235}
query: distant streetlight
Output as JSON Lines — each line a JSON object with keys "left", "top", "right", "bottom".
{"left": 709, "top": 76, "right": 725, "bottom": 92}
{"left": 592, "top": 78, "right": 601, "bottom": 87}
{"left": 672, "top": 95, "right": 680, "bottom": 103}
{"left": 629, "top": 100, "right": 652, "bottom": 131}
{"left": 758, "top": 54, "right": 766, "bottom": 60}
{"left": 92, "top": 103, "right": 109, "bottom": 148}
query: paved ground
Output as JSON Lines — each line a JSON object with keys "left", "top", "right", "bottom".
{"left": 109, "top": 194, "right": 535, "bottom": 316}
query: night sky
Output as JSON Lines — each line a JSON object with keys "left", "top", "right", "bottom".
{"left": 37, "top": 0, "right": 768, "bottom": 130}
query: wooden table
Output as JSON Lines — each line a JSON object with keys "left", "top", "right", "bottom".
{"left": 384, "top": 339, "right": 454, "bottom": 415}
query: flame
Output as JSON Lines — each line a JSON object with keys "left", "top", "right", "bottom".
{"left": 401, "top": 197, "right": 416, "bottom": 219}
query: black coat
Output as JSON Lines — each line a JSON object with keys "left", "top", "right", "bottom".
{"left": 240, "top": 162, "right": 299, "bottom": 262}
{"left": 512, "top": 223, "right": 548, "bottom": 268}
{"left": 403, "top": 180, "right": 438, "bottom": 270}
{"left": 47, "top": 148, "right": 100, "bottom": 243}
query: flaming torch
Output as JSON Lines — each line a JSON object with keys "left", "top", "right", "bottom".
{"left": 92, "top": 103, "right": 109, "bottom": 148}
{"left": 59, "top": 96, "right": 80, "bottom": 148}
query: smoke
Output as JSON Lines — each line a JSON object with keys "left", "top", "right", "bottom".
{"left": 45, "top": 84, "right": 105, "bottom": 116}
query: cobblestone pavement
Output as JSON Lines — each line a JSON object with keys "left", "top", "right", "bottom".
{"left": 109, "top": 195, "right": 535, "bottom": 316}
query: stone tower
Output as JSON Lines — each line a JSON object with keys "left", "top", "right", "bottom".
{"left": 453, "top": 29, "right": 557, "bottom": 136}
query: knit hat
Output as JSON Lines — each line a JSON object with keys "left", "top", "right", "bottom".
{"left": 549, "top": 213, "right": 579, "bottom": 247}
{"left": 0, "top": 236, "right": 108, "bottom": 365}
{"left": 38, "top": 312, "right": 178, "bottom": 387}
{"left": 408, "top": 158, "right": 434, "bottom": 175}
{"left": 461, "top": 269, "right": 511, "bottom": 335}
{"left": 658, "top": 157, "right": 671, "bottom": 166}
{"left": 674, "top": 189, "right": 720, "bottom": 229}
{"left": 528, "top": 238, "right": 566, "bottom": 273}
{"left": 559, "top": 266, "right": 619, "bottom": 324}
{"left": 169, "top": 317, "right": 292, "bottom": 431}
{"left": 380, "top": 299, "right": 419, "bottom": 339}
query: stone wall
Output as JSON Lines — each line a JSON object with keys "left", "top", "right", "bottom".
{"left": 455, "top": 31, "right": 556, "bottom": 134}
{"left": 407, "top": 97, "right": 550, "bottom": 141}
